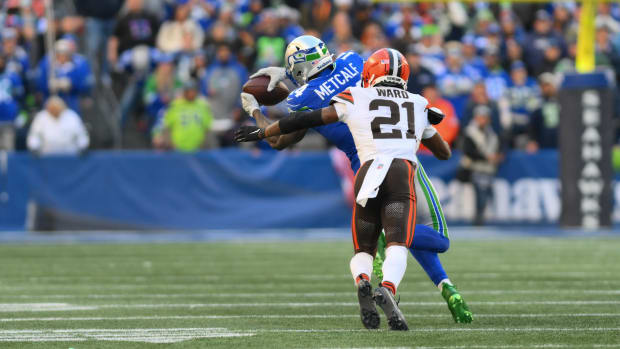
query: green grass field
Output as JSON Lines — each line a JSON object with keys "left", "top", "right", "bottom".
{"left": 0, "top": 237, "right": 619, "bottom": 348}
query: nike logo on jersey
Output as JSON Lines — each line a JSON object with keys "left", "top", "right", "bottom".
{"left": 314, "top": 63, "right": 360, "bottom": 101}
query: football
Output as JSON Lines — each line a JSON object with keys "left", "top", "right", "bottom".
{"left": 242, "top": 76, "right": 290, "bottom": 106}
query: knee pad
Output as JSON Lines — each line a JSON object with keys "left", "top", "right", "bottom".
{"left": 437, "top": 235, "right": 450, "bottom": 253}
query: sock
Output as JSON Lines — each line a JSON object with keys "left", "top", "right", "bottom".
{"left": 412, "top": 225, "right": 450, "bottom": 253}
{"left": 382, "top": 245, "right": 408, "bottom": 292}
{"left": 410, "top": 249, "right": 449, "bottom": 286}
{"left": 437, "top": 278, "right": 452, "bottom": 291}
{"left": 355, "top": 273, "right": 370, "bottom": 284}
{"left": 381, "top": 280, "right": 396, "bottom": 295}
{"left": 350, "top": 252, "right": 373, "bottom": 285}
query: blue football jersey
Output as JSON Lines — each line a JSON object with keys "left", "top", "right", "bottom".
{"left": 286, "top": 51, "right": 363, "bottom": 172}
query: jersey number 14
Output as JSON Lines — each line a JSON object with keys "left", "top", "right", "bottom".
{"left": 369, "top": 99, "right": 416, "bottom": 140}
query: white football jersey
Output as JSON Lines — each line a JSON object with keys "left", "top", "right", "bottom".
{"left": 331, "top": 86, "right": 436, "bottom": 165}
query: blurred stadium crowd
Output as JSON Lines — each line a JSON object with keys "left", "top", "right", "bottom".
{"left": 0, "top": 0, "right": 619, "bottom": 154}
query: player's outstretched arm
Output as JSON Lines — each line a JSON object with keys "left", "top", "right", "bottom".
{"left": 422, "top": 132, "right": 451, "bottom": 160}
{"left": 253, "top": 111, "right": 308, "bottom": 150}
{"left": 235, "top": 106, "right": 339, "bottom": 142}
{"left": 240, "top": 92, "right": 307, "bottom": 149}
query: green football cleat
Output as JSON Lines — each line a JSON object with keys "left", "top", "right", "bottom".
{"left": 441, "top": 283, "right": 473, "bottom": 323}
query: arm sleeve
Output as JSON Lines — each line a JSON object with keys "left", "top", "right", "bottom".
{"left": 278, "top": 109, "right": 327, "bottom": 134}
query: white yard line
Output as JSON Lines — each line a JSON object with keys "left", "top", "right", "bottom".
{"left": 0, "top": 327, "right": 618, "bottom": 343}
{"left": 1, "top": 289, "right": 619, "bottom": 299}
{"left": 323, "top": 345, "right": 620, "bottom": 349}
{"left": 0, "top": 303, "right": 97, "bottom": 312}
{"left": 255, "top": 328, "right": 620, "bottom": 333}
{"left": 0, "top": 328, "right": 252, "bottom": 343}
{"left": 1, "top": 313, "right": 620, "bottom": 322}
{"left": 2, "top": 279, "right": 620, "bottom": 291}
{"left": 2, "top": 300, "right": 620, "bottom": 312}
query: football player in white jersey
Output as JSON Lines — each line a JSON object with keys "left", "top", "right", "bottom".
{"left": 236, "top": 48, "right": 447, "bottom": 331}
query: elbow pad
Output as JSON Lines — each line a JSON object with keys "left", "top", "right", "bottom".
{"left": 428, "top": 107, "right": 445, "bottom": 125}
{"left": 279, "top": 109, "right": 325, "bottom": 134}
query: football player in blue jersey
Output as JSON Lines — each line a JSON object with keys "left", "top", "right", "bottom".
{"left": 248, "top": 35, "right": 472, "bottom": 323}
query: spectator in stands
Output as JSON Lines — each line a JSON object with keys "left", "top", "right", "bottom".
{"left": 74, "top": 0, "right": 124, "bottom": 83}
{"left": 116, "top": 46, "right": 159, "bottom": 128}
{"left": 253, "top": 9, "right": 285, "bottom": 69}
{"left": 552, "top": 3, "right": 575, "bottom": 37}
{"left": 1, "top": 28, "right": 29, "bottom": 81}
{"left": 327, "top": 11, "right": 361, "bottom": 55}
{"left": 457, "top": 105, "right": 501, "bottom": 226}
{"left": 152, "top": 80, "right": 213, "bottom": 152}
{"left": 300, "top": 0, "right": 333, "bottom": 34}
{"left": 413, "top": 24, "right": 445, "bottom": 75}
{"left": 500, "top": 61, "right": 540, "bottom": 149}
{"left": 143, "top": 55, "right": 182, "bottom": 130}
{"left": 437, "top": 42, "right": 475, "bottom": 119}
{"left": 463, "top": 82, "right": 503, "bottom": 138}
{"left": 204, "top": 21, "right": 239, "bottom": 63}
{"left": 156, "top": 2, "right": 204, "bottom": 53}
{"left": 527, "top": 73, "right": 559, "bottom": 153}
{"left": 202, "top": 43, "right": 248, "bottom": 146}
{"left": 35, "top": 39, "right": 93, "bottom": 113}
{"left": 422, "top": 84, "right": 459, "bottom": 148}
{"left": 360, "top": 22, "right": 388, "bottom": 59}
{"left": 107, "top": 0, "right": 160, "bottom": 67}
{"left": 524, "top": 9, "right": 566, "bottom": 73}
{"left": 595, "top": 22, "right": 620, "bottom": 73}
{"left": 499, "top": 11, "right": 526, "bottom": 47}
{"left": 535, "top": 38, "right": 563, "bottom": 76}
{"left": 277, "top": 6, "right": 304, "bottom": 44}
{"left": 595, "top": 3, "right": 620, "bottom": 34}
{"left": 555, "top": 38, "right": 577, "bottom": 73}
{"left": 27, "top": 96, "right": 89, "bottom": 155}
{"left": 0, "top": 53, "right": 23, "bottom": 151}
{"left": 461, "top": 35, "right": 485, "bottom": 81}
{"left": 405, "top": 46, "right": 435, "bottom": 95}
{"left": 483, "top": 45, "right": 510, "bottom": 102}
{"left": 503, "top": 38, "right": 524, "bottom": 72}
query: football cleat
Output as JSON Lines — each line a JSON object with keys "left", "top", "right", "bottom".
{"left": 441, "top": 283, "right": 473, "bottom": 323}
{"left": 373, "top": 285, "right": 409, "bottom": 331}
{"left": 356, "top": 278, "right": 380, "bottom": 329}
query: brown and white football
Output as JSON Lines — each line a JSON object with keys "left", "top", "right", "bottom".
{"left": 242, "top": 76, "right": 290, "bottom": 106}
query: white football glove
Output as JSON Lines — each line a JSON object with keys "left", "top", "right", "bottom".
{"left": 240, "top": 92, "right": 260, "bottom": 117}
{"left": 250, "top": 67, "right": 287, "bottom": 92}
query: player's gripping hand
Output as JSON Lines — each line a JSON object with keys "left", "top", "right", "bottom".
{"left": 250, "top": 67, "right": 287, "bottom": 92}
{"left": 241, "top": 92, "right": 260, "bottom": 116}
{"left": 235, "top": 125, "right": 265, "bottom": 142}
{"left": 427, "top": 107, "right": 445, "bottom": 125}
